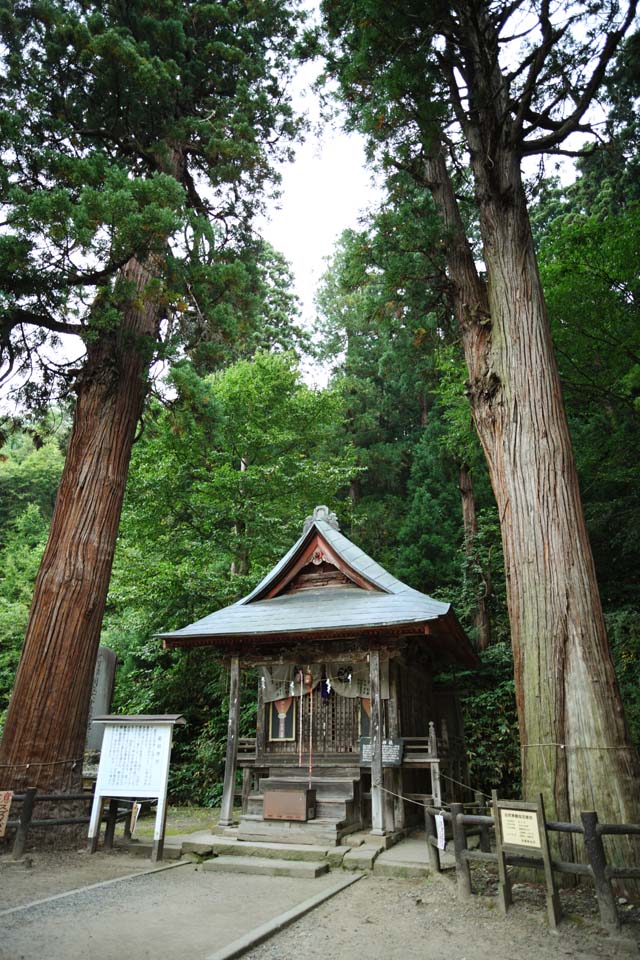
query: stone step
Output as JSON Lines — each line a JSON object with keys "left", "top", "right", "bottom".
{"left": 238, "top": 815, "right": 347, "bottom": 846}
{"left": 202, "top": 856, "right": 330, "bottom": 878}
{"left": 208, "top": 836, "right": 350, "bottom": 866}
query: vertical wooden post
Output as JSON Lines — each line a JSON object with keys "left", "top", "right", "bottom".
{"left": 12, "top": 787, "right": 36, "bottom": 860}
{"left": 475, "top": 791, "right": 491, "bottom": 852}
{"left": 369, "top": 649, "right": 385, "bottom": 836}
{"left": 581, "top": 811, "right": 620, "bottom": 930}
{"left": 255, "top": 672, "right": 266, "bottom": 761}
{"left": 450, "top": 801, "right": 471, "bottom": 899}
{"left": 492, "top": 790, "right": 512, "bottom": 914}
{"left": 219, "top": 655, "right": 240, "bottom": 827}
{"left": 103, "top": 798, "right": 118, "bottom": 850}
{"left": 423, "top": 802, "right": 442, "bottom": 873}
{"left": 536, "top": 794, "right": 562, "bottom": 930}
{"left": 387, "top": 662, "right": 404, "bottom": 832}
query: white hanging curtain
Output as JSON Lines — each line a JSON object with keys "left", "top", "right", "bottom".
{"left": 260, "top": 664, "right": 322, "bottom": 703}
{"left": 260, "top": 660, "right": 389, "bottom": 702}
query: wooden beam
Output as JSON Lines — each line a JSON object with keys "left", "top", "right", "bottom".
{"left": 369, "top": 649, "right": 385, "bottom": 836}
{"left": 219, "top": 656, "right": 240, "bottom": 827}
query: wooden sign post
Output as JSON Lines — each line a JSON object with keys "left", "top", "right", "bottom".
{"left": 0, "top": 790, "right": 13, "bottom": 838}
{"left": 492, "top": 791, "right": 561, "bottom": 929}
{"left": 87, "top": 714, "right": 185, "bottom": 861}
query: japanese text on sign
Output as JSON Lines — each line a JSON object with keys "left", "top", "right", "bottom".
{"left": 500, "top": 808, "right": 541, "bottom": 848}
{"left": 359, "top": 737, "right": 404, "bottom": 767}
{"left": 95, "top": 724, "right": 171, "bottom": 797}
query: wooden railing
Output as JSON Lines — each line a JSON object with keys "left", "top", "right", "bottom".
{"left": 2, "top": 788, "right": 134, "bottom": 858}
{"left": 423, "top": 801, "right": 640, "bottom": 932}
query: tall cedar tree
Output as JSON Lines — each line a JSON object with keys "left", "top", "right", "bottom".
{"left": 0, "top": 0, "right": 301, "bottom": 793}
{"left": 321, "top": 0, "right": 640, "bottom": 869}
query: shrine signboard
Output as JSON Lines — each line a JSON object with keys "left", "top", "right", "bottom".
{"left": 87, "top": 715, "right": 185, "bottom": 861}
{"left": 492, "top": 791, "right": 561, "bottom": 930}
{"left": 359, "top": 737, "right": 404, "bottom": 767}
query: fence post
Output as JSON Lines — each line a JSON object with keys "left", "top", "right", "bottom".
{"left": 450, "top": 801, "right": 471, "bottom": 899}
{"left": 423, "top": 802, "right": 442, "bottom": 873}
{"left": 475, "top": 791, "right": 491, "bottom": 853}
{"left": 581, "top": 811, "right": 620, "bottom": 931}
{"left": 12, "top": 788, "right": 37, "bottom": 860}
{"left": 103, "top": 798, "right": 119, "bottom": 851}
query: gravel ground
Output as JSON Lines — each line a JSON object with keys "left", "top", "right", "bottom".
{"left": 245, "top": 870, "right": 640, "bottom": 960}
{"left": 1, "top": 848, "right": 638, "bottom": 960}
{"left": 0, "top": 859, "right": 340, "bottom": 960}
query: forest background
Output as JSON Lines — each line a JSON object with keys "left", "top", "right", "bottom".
{"left": 0, "top": 6, "right": 639, "bottom": 809}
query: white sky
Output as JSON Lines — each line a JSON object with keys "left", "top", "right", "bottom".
{"left": 258, "top": 58, "right": 382, "bottom": 334}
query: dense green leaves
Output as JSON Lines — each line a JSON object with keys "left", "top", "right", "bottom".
{"left": 0, "top": 0, "right": 303, "bottom": 398}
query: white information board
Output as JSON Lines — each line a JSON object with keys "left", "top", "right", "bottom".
{"left": 435, "top": 813, "right": 446, "bottom": 850}
{"left": 87, "top": 715, "right": 183, "bottom": 861}
{"left": 95, "top": 724, "right": 172, "bottom": 798}
{"left": 500, "top": 807, "right": 542, "bottom": 848}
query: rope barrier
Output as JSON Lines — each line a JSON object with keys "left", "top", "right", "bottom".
{"left": 522, "top": 743, "right": 637, "bottom": 751}
{"left": 377, "top": 783, "right": 450, "bottom": 809}
{"left": 438, "top": 771, "right": 492, "bottom": 800}
{"left": 0, "top": 757, "right": 82, "bottom": 769}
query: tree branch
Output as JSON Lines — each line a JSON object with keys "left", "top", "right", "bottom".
{"left": 522, "top": 0, "right": 638, "bottom": 156}
{"left": 6, "top": 308, "right": 84, "bottom": 337}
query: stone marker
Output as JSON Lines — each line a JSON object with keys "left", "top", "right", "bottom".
{"left": 86, "top": 647, "right": 117, "bottom": 751}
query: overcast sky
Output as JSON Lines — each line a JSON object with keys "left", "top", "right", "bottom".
{"left": 258, "top": 58, "right": 382, "bottom": 339}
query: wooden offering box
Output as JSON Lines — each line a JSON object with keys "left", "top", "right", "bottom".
{"left": 263, "top": 787, "right": 316, "bottom": 822}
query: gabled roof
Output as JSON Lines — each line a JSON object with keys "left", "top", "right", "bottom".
{"left": 157, "top": 506, "right": 478, "bottom": 667}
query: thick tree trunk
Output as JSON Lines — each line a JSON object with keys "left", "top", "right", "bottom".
{"left": 0, "top": 257, "right": 162, "bottom": 795}
{"left": 459, "top": 464, "right": 492, "bottom": 651}
{"left": 425, "top": 139, "right": 640, "bottom": 873}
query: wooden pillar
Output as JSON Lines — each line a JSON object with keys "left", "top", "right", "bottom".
{"left": 369, "top": 649, "right": 385, "bottom": 836}
{"left": 219, "top": 655, "right": 240, "bottom": 827}
{"left": 387, "top": 662, "right": 404, "bottom": 832}
{"left": 255, "top": 671, "right": 266, "bottom": 760}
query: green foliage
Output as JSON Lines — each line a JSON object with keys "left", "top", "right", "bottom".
{"left": 461, "top": 644, "right": 521, "bottom": 798}
{"left": 606, "top": 608, "right": 640, "bottom": 747}
{"left": 439, "top": 643, "right": 521, "bottom": 798}
{"left": 539, "top": 209, "right": 640, "bottom": 609}
{"left": 0, "top": 0, "right": 303, "bottom": 401}
{"left": 0, "top": 425, "right": 65, "bottom": 729}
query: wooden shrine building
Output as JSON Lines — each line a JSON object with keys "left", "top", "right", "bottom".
{"left": 159, "top": 506, "right": 479, "bottom": 844}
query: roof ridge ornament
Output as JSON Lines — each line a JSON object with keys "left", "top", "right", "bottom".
{"left": 303, "top": 505, "right": 340, "bottom": 534}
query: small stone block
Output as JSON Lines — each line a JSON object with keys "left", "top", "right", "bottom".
{"left": 373, "top": 860, "right": 430, "bottom": 879}
{"left": 343, "top": 849, "right": 377, "bottom": 871}
{"left": 182, "top": 840, "right": 214, "bottom": 855}
{"left": 202, "top": 856, "right": 330, "bottom": 878}
{"left": 126, "top": 842, "right": 182, "bottom": 860}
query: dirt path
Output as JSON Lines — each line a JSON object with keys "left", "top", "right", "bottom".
{"left": 245, "top": 872, "right": 639, "bottom": 960}
{"left": 1, "top": 849, "right": 638, "bottom": 960}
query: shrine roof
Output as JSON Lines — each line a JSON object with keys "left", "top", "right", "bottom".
{"left": 157, "top": 506, "right": 477, "bottom": 667}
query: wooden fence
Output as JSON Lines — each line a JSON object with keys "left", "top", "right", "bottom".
{"left": 423, "top": 801, "right": 640, "bottom": 932}
{"left": 2, "top": 788, "right": 135, "bottom": 858}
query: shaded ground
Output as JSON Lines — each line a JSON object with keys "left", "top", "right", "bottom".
{"left": 1, "top": 808, "right": 638, "bottom": 960}
{"left": 0, "top": 861, "right": 340, "bottom": 960}
{"left": 246, "top": 870, "right": 640, "bottom": 960}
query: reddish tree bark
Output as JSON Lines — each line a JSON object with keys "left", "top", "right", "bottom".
{"left": 0, "top": 258, "right": 162, "bottom": 794}
{"left": 459, "top": 464, "right": 492, "bottom": 652}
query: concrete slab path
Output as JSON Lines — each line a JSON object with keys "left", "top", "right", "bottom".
{"left": 0, "top": 863, "right": 348, "bottom": 960}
